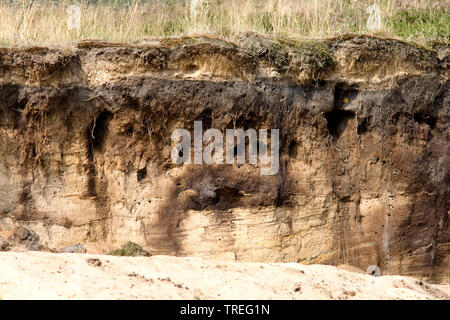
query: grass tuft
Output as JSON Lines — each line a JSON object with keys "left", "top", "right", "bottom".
{"left": 387, "top": 7, "right": 449, "bottom": 45}
{"left": 108, "top": 241, "right": 151, "bottom": 257}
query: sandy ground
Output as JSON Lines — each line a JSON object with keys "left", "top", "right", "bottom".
{"left": 0, "top": 251, "right": 448, "bottom": 300}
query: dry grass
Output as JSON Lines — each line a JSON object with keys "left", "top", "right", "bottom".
{"left": 0, "top": 0, "right": 448, "bottom": 47}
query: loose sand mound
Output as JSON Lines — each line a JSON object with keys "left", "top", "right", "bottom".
{"left": 0, "top": 252, "right": 448, "bottom": 300}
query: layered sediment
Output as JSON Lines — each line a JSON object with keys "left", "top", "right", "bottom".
{"left": 0, "top": 34, "right": 448, "bottom": 283}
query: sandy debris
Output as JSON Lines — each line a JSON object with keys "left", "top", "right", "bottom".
{"left": 0, "top": 252, "right": 448, "bottom": 300}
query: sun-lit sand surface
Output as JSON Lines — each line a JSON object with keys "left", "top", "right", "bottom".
{"left": 0, "top": 252, "right": 448, "bottom": 300}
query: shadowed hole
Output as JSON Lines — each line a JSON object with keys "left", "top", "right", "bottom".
{"left": 137, "top": 168, "right": 147, "bottom": 182}
{"left": 92, "top": 111, "right": 113, "bottom": 151}
{"left": 334, "top": 83, "right": 359, "bottom": 108}
{"left": 325, "top": 109, "right": 355, "bottom": 138}
{"left": 414, "top": 113, "right": 436, "bottom": 129}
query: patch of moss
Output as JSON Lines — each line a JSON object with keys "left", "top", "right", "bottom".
{"left": 280, "top": 38, "right": 335, "bottom": 72}
{"left": 239, "top": 33, "right": 335, "bottom": 79}
{"left": 108, "top": 241, "right": 151, "bottom": 257}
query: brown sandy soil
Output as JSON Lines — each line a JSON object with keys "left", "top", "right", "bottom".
{"left": 0, "top": 251, "right": 448, "bottom": 300}
{"left": 0, "top": 36, "right": 449, "bottom": 283}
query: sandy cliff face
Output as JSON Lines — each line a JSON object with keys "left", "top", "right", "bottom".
{"left": 0, "top": 35, "right": 448, "bottom": 283}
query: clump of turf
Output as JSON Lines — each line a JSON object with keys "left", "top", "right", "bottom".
{"left": 108, "top": 241, "right": 151, "bottom": 257}
{"left": 238, "top": 32, "right": 335, "bottom": 81}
